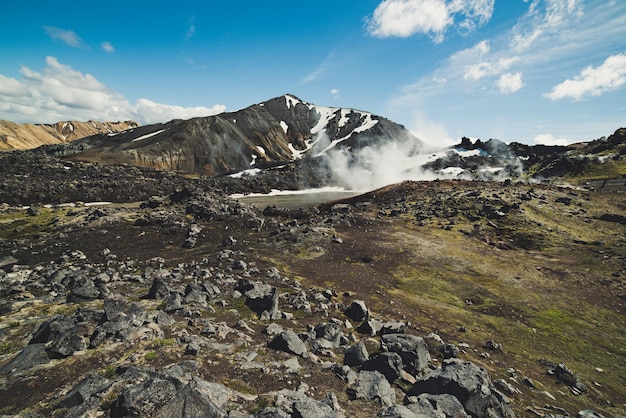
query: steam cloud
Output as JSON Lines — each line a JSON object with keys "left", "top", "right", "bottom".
{"left": 318, "top": 133, "right": 525, "bottom": 192}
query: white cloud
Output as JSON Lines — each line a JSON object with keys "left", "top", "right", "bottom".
{"left": 134, "top": 99, "right": 225, "bottom": 123}
{"left": 101, "top": 41, "right": 115, "bottom": 53}
{"left": 497, "top": 72, "right": 524, "bottom": 94}
{"left": 366, "top": 0, "right": 494, "bottom": 42}
{"left": 330, "top": 88, "right": 340, "bottom": 98}
{"left": 43, "top": 26, "right": 88, "bottom": 49}
{"left": 545, "top": 52, "right": 626, "bottom": 101}
{"left": 464, "top": 56, "right": 519, "bottom": 81}
{"left": 301, "top": 52, "right": 334, "bottom": 84}
{"left": 0, "top": 57, "right": 225, "bottom": 125}
{"left": 185, "top": 16, "right": 196, "bottom": 40}
{"left": 533, "top": 133, "right": 572, "bottom": 146}
{"left": 510, "top": 0, "right": 584, "bottom": 52}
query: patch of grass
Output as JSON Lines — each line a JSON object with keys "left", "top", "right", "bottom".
{"left": 224, "top": 378, "right": 255, "bottom": 394}
{"left": 152, "top": 338, "right": 175, "bottom": 347}
{"left": 144, "top": 351, "right": 158, "bottom": 361}
{"left": 102, "top": 365, "right": 117, "bottom": 379}
{"left": 0, "top": 340, "right": 21, "bottom": 356}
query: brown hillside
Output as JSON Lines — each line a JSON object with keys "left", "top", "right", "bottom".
{"left": 0, "top": 120, "right": 138, "bottom": 151}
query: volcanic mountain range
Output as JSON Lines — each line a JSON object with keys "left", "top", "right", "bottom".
{"left": 2, "top": 94, "right": 625, "bottom": 187}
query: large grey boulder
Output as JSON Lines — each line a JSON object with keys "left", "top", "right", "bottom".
{"left": 361, "top": 352, "right": 404, "bottom": 384}
{"left": 407, "top": 359, "right": 514, "bottom": 417}
{"left": 344, "top": 341, "right": 370, "bottom": 367}
{"left": 344, "top": 300, "right": 368, "bottom": 322}
{"left": 154, "top": 379, "right": 228, "bottom": 418}
{"left": 111, "top": 377, "right": 178, "bottom": 417}
{"left": 58, "top": 374, "right": 113, "bottom": 409}
{"left": 312, "top": 322, "right": 343, "bottom": 351}
{"left": 268, "top": 330, "right": 308, "bottom": 356}
{"left": 352, "top": 370, "right": 396, "bottom": 407}
{"left": 67, "top": 278, "right": 101, "bottom": 303}
{"left": 30, "top": 315, "right": 93, "bottom": 358}
{"left": 238, "top": 280, "right": 279, "bottom": 316}
{"left": 406, "top": 393, "right": 470, "bottom": 417}
{"left": 376, "top": 405, "right": 420, "bottom": 417}
{"left": 0, "top": 344, "right": 49, "bottom": 374}
{"left": 381, "top": 333, "right": 430, "bottom": 374}
{"left": 292, "top": 399, "right": 337, "bottom": 418}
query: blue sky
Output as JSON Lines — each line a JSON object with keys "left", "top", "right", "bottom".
{"left": 1, "top": 0, "right": 625, "bottom": 146}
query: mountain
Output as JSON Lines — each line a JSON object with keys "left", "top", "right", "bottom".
{"left": 45, "top": 94, "right": 421, "bottom": 176}
{"left": 0, "top": 120, "right": 139, "bottom": 151}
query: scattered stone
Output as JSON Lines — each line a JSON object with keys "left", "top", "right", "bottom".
{"left": 484, "top": 340, "right": 502, "bottom": 351}
{"left": 352, "top": 370, "right": 396, "bottom": 407}
{"left": 344, "top": 341, "right": 370, "bottom": 367}
{"left": 268, "top": 331, "right": 308, "bottom": 356}
{"left": 344, "top": 300, "right": 368, "bottom": 322}
{"left": 408, "top": 359, "right": 514, "bottom": 417}
{"left": 439, "top": 343, "right": 459, "bottom": 359}
{"left": 405, "top": 393, "right": 470, "bottom": 418}
{"left": 0, "top": 343, "right": 50, "bottom": 374}
{"left": 360, "top": 352, "right": 404, "bottom": 384}
{"left": 381, "top": 333, "right": 430, "bottom": 374}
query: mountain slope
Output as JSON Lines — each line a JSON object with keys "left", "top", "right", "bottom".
{"left": 51, "top": 94, "right": 422, "bottom": 176}
{"left": 0, "top": 120, "right": 139, "bottom": 151}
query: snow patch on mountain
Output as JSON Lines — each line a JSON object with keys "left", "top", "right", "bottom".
{"left": 310, "top": 106, "right": 336, "bottom": 135}
{"left": 132, "top": 129, "right": 165, "bottom": 142}
{"left": 285, "top": 94, "right": 301, "bottom": 109}
{"left": 280, "top": 121, "right": 288, "bottom": 133}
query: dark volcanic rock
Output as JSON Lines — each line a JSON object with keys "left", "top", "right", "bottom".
{"left": 0, "top": 343, "right": 50, "bottom": 374}
{"left": 352, "top": 370, "right": 396, "bottom": 407}
{"left": 408, "top": 359, "right": 514, "bottom": 417}
{"left": 58, "top": 374, "right": 112, "bottom": 409}
{"left": 344, "top": 300, "right": 369, "bottom": 322}
{"left": 406, "top": 393, "right": 470, "bottom": 417}
{"left": 268, "top": 330, "right": 308, "bottom": 356}
{"left": 360, "top": 352, "right": 404, "bottom": 384}
{"left": 344, "top": 341, "right": 370, "bottom": 367}
{"left": 381, "top": 333, "right": 430, "bottom": 374}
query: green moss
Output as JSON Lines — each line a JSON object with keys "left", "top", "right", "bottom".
{"left": 144, "top": 351, "right": 158, "bottom": 361}
{"left": 152, "top": 338, "right": 175, "bottom": 347}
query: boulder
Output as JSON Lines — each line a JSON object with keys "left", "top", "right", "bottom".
{"left": 67, "top": 278, "right": 101, "bottom": 303}
{"left": 408, "top": 359, "right": 514, "bottom": 417}
{"left": 439, "top": 343, "right": 459, "bottom": 359}
{"left": 361, "top": 352, "right": 404, "bottom": 384}
{"left": 576, "top": 410, "right": 605, "bottom": 418}
{"left": 237, "top": 279, "right": 279, "bottom": 315}
{"left": 357, "top": 318, "right": 383, "bottom": 336}
{"left": 381, "top": 334, "right": 430, "bottom": 374}
{"left": 352, "top": 370, "right": 396, "bottom": 407}
{"left": 111, "top": 377, "right": 178, "bottom": 417}
{"left": 344, "top": 300, "right": 368, "bottom": 322}
{"left": 268, "top": 331, "right": 308, "bottom": 356}
{"left": 0, "top": 343, "right": 50, "bottom": 374}
{"left": 154, "top": 379, "right": 228, "bottom": 418}
{"left": 312, "top": 322, "right": 343, "bottom": 350}
{"left": 58, "top": 374, "right": 112, "bottom": 408}
{"left": 148, "top": 276, "right": 171, "bottom": 299}
{"left": 405, "top": 393, "right": 469, "bottom": 418}
{"left": 344, "top": 341, "right": 370, "bottom": 367}
{"left": 292, "top": 399, "right": 337, "bottom": 418}
{"left": 376, "top": 405, "right": 420, "bottom": 417}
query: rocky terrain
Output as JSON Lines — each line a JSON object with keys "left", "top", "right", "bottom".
{"left": 0, "top": 120, "right": 139, "bottom": 151}
{"left": 0, "top": 147, "right": 625, "bottom": 417}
